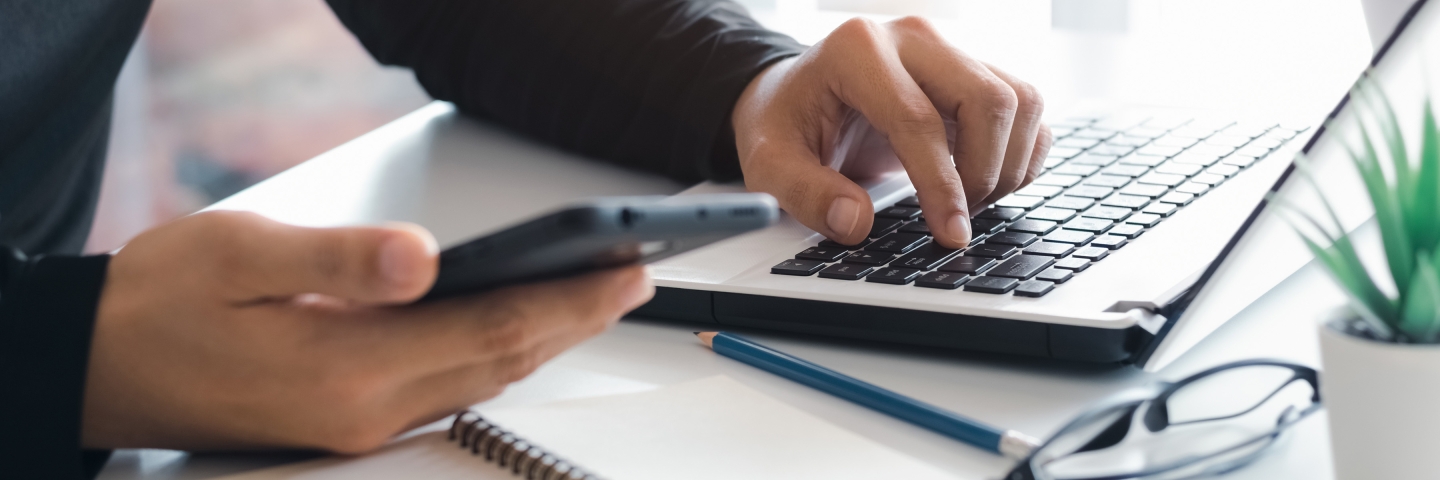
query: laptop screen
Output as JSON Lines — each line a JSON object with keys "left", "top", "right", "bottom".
{"left": 1140, "top": 0, "right": 1437, "bottom": 371}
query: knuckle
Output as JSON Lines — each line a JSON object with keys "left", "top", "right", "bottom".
{"left": 473, "top": 300, "right": 536, "bottom": 354}
{"left": 504, "top": 352, "right": 543, "bottom": 384}
{"left": 889, "top": 15, "right": 937, "bottom": 35}
{"left": 896, "top": 106, "right": 948, "bottom": 138}
{"left": 1009, "top": 80, "right": 1044, "bottom": 115}
{"left": 972, "top": 80, "right": 1019, "bottom": 119}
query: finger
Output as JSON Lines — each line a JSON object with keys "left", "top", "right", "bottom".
{"left": 820, "top": 18, "right": 971, "bottom": 247}
{"left": 742, "top": 141, "right": 875, "bottom": 245}
{"left": 1020, "top": 124, "right": 1054, "bottom": 189}
{"left": 199, "top": 211, "right": 438, "bottom": 304}
{"left": 320, "top": 265, "right": 652, "bottom": 378}
{"left": 883, "top": 18, "right": 1018, "bottom": 220}
{"left": 978, "top": 62, "right": 1045, "bottom": 204}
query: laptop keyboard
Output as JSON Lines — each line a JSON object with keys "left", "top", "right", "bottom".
{"left": 770, "top": 114, "right": 1305, "bottom": 297}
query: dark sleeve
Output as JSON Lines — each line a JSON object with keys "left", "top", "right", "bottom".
{"left": 0, "top": 247, "right": 113, "bottom": 478}
{"left": 325, "top": 0, "right": 805, "bottom": 184}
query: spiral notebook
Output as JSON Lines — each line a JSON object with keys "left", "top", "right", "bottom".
{"left": 215, "top": 375, "right": 957, "bottom": 480}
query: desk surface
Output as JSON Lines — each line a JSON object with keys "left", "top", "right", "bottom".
{"left": 97, "top": 2, "right": 1371, "bottom": 478}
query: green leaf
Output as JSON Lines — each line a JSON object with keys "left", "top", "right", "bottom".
{"left": 1338, "top": 135, "right": 1414, "bottom": 296}
{"left": 1272, "top": 194, "right": 1399, "bottom": 333}
{"left": 1408, "top": 97, "right": 1440, "bottom": 252}
{"left": 1294, "top": 225, "right": 1395, "bottom": 339}
{"left": 1400, "top": 252, "right": 1440, "bottom": 342}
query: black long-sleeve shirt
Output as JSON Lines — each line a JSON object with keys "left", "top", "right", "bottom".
{"left": 0, "top": 1, "right": 803, "bottom": 477}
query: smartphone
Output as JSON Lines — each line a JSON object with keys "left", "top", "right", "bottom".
{"left": 422, "top": 193, "right": 779, "bottom": 300}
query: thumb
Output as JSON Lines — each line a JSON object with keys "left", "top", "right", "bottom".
{"left": 211, "top": 212, "right": 438, "bottom": 303}
{"left": 744, "top": 143, "right": 874, "bottom": 245}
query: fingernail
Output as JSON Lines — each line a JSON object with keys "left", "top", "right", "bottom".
{"left": 948, "top": 214, "right": 972, "bottom": 247}
{"left": 616, "top": 267, "right": 655, "bottom": 309}
{"left": 827, "top": 197, "right": 861, "bottom": 239}
{"left": 380, "top": 236, "right": 417, "bottom": 286}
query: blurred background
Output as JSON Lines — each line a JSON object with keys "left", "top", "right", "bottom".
{"left": 87, "top": 0, "right": 1378, "bottom": 253}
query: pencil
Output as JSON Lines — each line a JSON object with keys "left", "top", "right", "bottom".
{"left": 696, "top": 331, "right": 1038, "bottom": 459}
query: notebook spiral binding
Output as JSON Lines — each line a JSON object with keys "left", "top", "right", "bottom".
{"left": 449, "top": 411, "right": 603, "bottom": 480}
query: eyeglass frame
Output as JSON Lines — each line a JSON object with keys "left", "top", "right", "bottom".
{"left": 1003, "top": 359, "right": 1322, "bottom": 480}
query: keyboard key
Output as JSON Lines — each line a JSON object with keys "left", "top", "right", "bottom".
{"left": 1205, "top": 134, "right": 1251, "bottom": 147}
{"left": 796, "top": 246, "right": 849, "bottom": 261}
{"left": 971, "top": 218, "right": 1006, "bottom": 234}
{"left": 1090, "top": 235, "right": 1129, "bottom": 249}
{"left": 1137, "top": 172, "right": 1187, "bottom": 187}
{"left": 1190, "top": 144, "right": 1236, "bottom": 157}
{"left": 964, "top": 276, "right": 1019, "bottom": 294}
{"left": 1054, "top": 137, "right": 1101, "bottom": 149}
{"left": 771, "top": 259, "right": 825, "bottom": 276}
{"left": 1152, "top": 136, "right": 1199, "bottom": 148}
{"left": 843, "top": 251, "right": 894, "bottom": 266}
{"left": 1063, "top": 217, "right": 1113, "bottom": 233}
{"left": 1170, "top": 125, "right": 1220, "bottom": 138}
{"left": 1053, "top": 257, "right": 1092, "bottom": 271}
{"left": 1172, "top": 152, "right": 1223, "bottom": 166}
{"left": 876, "top": 206, "right": 922, "bottom": 220}
{"left": 1088, "top": 144, "right": 1135, "bottom": 157}
{"left": 915, "top": 271, "right": 970, "bottom": 289}
{"left": 939, "top": 256, "right": 996, "bottom": 275}
{"left": 988, "top": 254, "right": 1057, "bottom": 279}
{"left": 821, "top": 238, "right": 871, "bottom": 250}
{"left": 1124, "top": 126, "right": 1169, "bottom": 139}
{"left": 1043, "top": 229, "right": 1095, "bottom": 244}
{"left": 1048, "top": 146, "right": 1083, "bottom": 159}
{"left": 1070, "top": 153, "right": 1120, "bottom": 166}
{"left": 1119, "top": 154, "right": 1168, "bottom": 167}
{"left": 1026, "top": 207, "right": 1077, "bottom": 223}
{"left": 1016, "top": 184, "right": 1065, "bottom": 198}
{"left": 1137, "top": 145, "right": 1184, "bottom": 157}
{"left": 1070, "top": 128, "right": 1116, "bottom": 140}
{"left": 1154, "top": 162, "right": 1203, "bottom": 176}
{"left": 1120, "top": 184, "right": 1169, "bottom": 198}
{"left": 1052, "top": 164, "right": 1100, "bottom": 177}
{"left": 1082, "top": 206, "right": 1133, "bottom": 221}
{"left": 866, "top": 267, "right": 922, "bottom": 285}
{"left": 1142, "top": 202, "right": 1179, "bottom": 217}
{"left": 1221, "top": 154, "right": 1258, "bottom": 167}
{"left": 995, "top": 195, "right": 1045, "bottom": 209}
{"left": 1100, "top": 194, "right": 1151, "bottom": 209}
{"left": 1103, "top": 164, "right": 1151, "bottom": 177}
{"left": 1066, "top": 186, "right": 1115, "bottom": 199}
{"left": 1158, "top": 192, "right": 1195, "bottom": 205}
{"left": 1036, "top": 268, "right": 1075, "bottom": 284}
{"left": 1191, "top": 173, "right": 1226, "bottom": 186}
{"left": 1125, "top": 213, "right": 1163, "bottom": 227}
{"left": 987, "top": 231, "right": 1039, "bottom": 247}
{"left": 894, "top": 243, "right": 963, "bottom": 270}
{"left": 1044, "top": 157, "right": 1064, "bottom": 170}
{"left": 819, "top": 263, "right": 874, "bottom": 280}
{"left": 1083, "top": 175, "right": 1132, "bottom": 188}
{"left": 1014, "top": 280, "right": 1056, "bottom": 297}
{"left": 870, "top": 217, "right": 904, "bottom": 237}
{"left": 1106, "top": 224, "right": 1145, "bottom": 239}
{"left": 1235, "top": 145, "right": 1272, "bottom": 158}
{"left": 1034, "top": 174, "right": 1083, "bottom": 187}
{"left": 866, "top": 232, "right": 929, "bottom": 254}
{"left": 978, "top": 207, "right": 1027, "bottom": 221}
{"left": 899, "top": 221, "right": 931, "bottom": 234}
{"left": 966, "top": 243, "right": 1019, "bottom": 259}
{"left": 1206, "top": 164, "right": 1241, "bottom": 177}
{"left": 1024, "top": 242, "right": 1076, "bottom": 257}
{"left": 1008, "top": 219, "right": 1058, "bottom": 235}
{"left": 895, "top": 195, "right": 922, "bottom": 207}
{"left": 1073, "top": 246, "right": 1111, "bottom": 261}
{"left": 1046, "top": 196, "right": 1095, "bottom": 211}
{"left": 1175, "top": 182, "right": 1210, "bottom": 195}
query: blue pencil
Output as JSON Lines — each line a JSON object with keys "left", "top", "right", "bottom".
{"left": 696, "top": 331, "right": 1038, "bottom": 459}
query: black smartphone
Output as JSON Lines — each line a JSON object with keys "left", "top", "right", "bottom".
{"left": 422, "top": 193, "right": 778, "bottom": 300}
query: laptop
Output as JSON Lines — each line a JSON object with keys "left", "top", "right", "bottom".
{"left": 635, "top": 0, "right": 1434, "bottom": 370}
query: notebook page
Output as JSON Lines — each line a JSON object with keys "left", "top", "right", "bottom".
{"left": 481, "top": 375, "right": 958, "bottom": 480}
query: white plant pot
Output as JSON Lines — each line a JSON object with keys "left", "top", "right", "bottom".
{"left": 1319, "top": 318, "right": 1440, "bottom": 480}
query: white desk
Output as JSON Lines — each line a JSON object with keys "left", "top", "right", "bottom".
{"left": 98, "top": 2, "right": 1372, "bottom": 477}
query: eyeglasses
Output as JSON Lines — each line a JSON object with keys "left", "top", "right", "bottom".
{"left": 1005, "top": 360, "right": 1321, "bottom": 480}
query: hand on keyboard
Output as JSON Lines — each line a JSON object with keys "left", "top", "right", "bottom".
{"left": 730, "top": 16, "right": 1052, "bottom": 249}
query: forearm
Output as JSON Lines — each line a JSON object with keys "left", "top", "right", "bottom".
{"left": 0, "top": 246, "right": 112, "bottom": 478}
{"left": 325, "top": 0, "right": 804, "bottom": 183}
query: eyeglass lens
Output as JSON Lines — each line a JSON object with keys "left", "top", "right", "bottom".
{"left": 1032, "top": 365, "right": 1317, "bottom": 480}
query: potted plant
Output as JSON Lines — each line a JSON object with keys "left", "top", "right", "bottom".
{"left": 1275, "top": 75, "right": 1440, "bottom": 480}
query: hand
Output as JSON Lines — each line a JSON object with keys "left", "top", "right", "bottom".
{"left": 732, "top": 17, "right": 1052, "bottom": 248}
{"left": 82, "top": 211, "right": 652, "bottom": 452}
